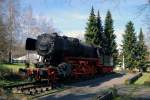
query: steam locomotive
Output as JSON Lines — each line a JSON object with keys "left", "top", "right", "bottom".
{"left": 25, "top": 33, "right": 113, "bottom": 82}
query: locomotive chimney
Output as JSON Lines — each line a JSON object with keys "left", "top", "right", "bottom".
{"left": 26, "top": 38, "right": 37, "bottom": 50}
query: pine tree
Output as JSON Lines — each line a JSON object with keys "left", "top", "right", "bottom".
{"left": 104, "top": 10, "right": 117, "bottom": 65}
{"left": 85, "top": 6, "right": 97, "bottom": 44}
{"left": 93, "top": 10, "right": 104, "bottom": 47}
{"left": 122, "top": 21, "right": 137, "bottom": 70}
{"left": 137, "top": 28, "right": 148, "bottom": 71}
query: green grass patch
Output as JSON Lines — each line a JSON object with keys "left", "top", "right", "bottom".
{"left": 113, "top": 95, "right": 132, "bottom": 100}
{"left": 134, "top": 73, "right": 150, "bottom": 85}
{"left": 0, "top": 63, "right": 28, "bottom": 87}
{"left": 0, "top": 63, "right": 25, "bottom": 72}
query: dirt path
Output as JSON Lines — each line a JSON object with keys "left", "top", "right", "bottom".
{"left": 38, "top": 73, "right": 134, "bottom": 100}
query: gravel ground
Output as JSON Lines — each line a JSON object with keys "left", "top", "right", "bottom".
{"left": 38, "top": 73, "right": 134, "bottom": 100}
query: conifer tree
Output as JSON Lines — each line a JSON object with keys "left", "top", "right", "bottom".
{"left": 137, "top": 28, "right": 148, "bottom": 71}
{"left": 122, "top": 21, "right": 137, "bottom": 70}
{"left": 85, "top": 6, "right": 97, "bottom": 44}
{"left": 93, "top": 10, "right": 104, "bottom": 47}
{"left": 104, "top": 10, "right": 117, "bottom": 65}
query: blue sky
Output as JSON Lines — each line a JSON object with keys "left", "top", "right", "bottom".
{"left": 21, "top": 0, "right": 148, "bottom": 48}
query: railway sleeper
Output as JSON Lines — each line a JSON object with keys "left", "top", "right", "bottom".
{"left": 25, "top": 87, "right": 46, "bottom": 95}
{"left": 11, "top": 84, "right": 52, "bottom": 95}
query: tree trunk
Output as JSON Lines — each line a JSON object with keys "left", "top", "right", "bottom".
{"left": 9, "top": 51, "right": 12, "bottom": 63}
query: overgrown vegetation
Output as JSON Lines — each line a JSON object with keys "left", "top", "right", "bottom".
{"left": 0, "top": 63, "right": 25, "bottom": 72}
{"left": 0, "top": 0, "right": 56, "bottom": 63}
{"left": 0, "top": 63, "right": 27, "bottom": 87}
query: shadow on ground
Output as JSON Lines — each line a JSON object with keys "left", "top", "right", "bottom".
{"left": 40, "top": 93, "right": 96, "bottom": 100}
{"left": 38, "top": 73, "right": 126, "bottom": 100}
{"left": 68, "top": 73, "right": 125, "bottom": 87}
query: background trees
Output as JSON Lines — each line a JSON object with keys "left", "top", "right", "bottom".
{"left": 122, "top": 21, "right": 137, "bottom": 70}
{"left": 85, "top": 7, "right": 117, "bottom": 66}
{"left": 0, "top": 0, "right": 23, "bottom": 63}
{"left": 122, "top": 22, "right": 148, "bottom": 71}
{"left": 104, "top": 10, "right": 118, "bottom": 65}
{"left": 21, "top": 6, "right": 56, "bottom": 39}
{"left": 93, "top": 11, "right": 104, "bottom": 47}
{"left": 136, "top": 28, "right": 148, "bottom": 71}
{"left": 0, "top": 0, "right": 56, "bottom": 63}
{"left": 85, "top": 6, "right": 97, "bottom": 44}
{"left": 0, "top": 16, "right": 9, "bottom": 63}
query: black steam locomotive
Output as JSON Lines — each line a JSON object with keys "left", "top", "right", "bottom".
{"left": 25, "top": 33, "right": 113, "bottom": 81}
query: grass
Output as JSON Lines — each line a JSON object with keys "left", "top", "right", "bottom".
{"left": 0, "top": 63, "right": 25, "bottom": 72}
{"left": 113, "top": 96, "right": 133, "bottom": 100}
{"left": 134, "top": 73, "right": 150, "bottom": 85}
{"left": 0, "top": 63, "right": 29, "bottom": 87}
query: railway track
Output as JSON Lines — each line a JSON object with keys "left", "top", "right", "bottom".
{"left": 2, "top": 73, "right": 115, "bottom": 97}
{"left": 3, "top": 81, "right": 53, "bottom": 95}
